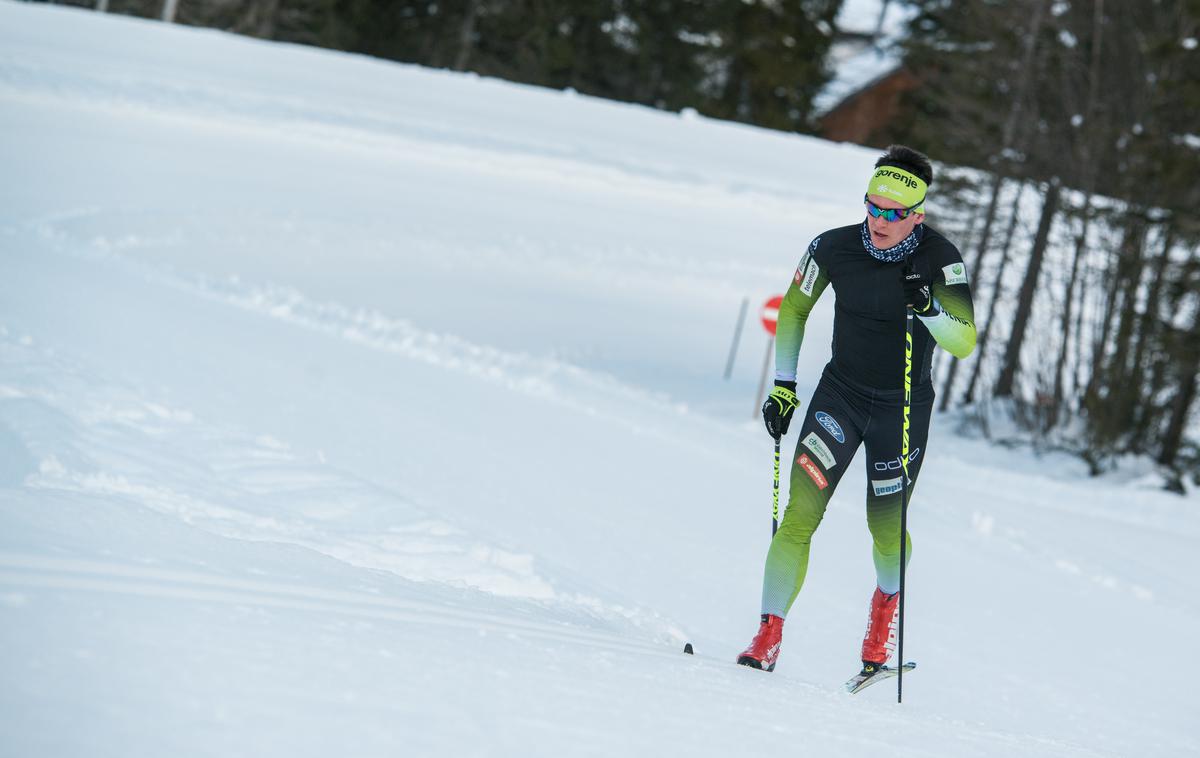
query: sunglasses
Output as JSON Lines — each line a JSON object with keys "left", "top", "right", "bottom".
{"left": 864, "top": 194, "right": 924, "bottom": 222}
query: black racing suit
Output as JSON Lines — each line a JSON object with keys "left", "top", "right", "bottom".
{"left": 761, "top": 222, "right": 976, "bottom": 617}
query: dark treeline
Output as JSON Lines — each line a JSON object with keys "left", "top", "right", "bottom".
{"left": 895, "top": 0, "right": 1200, "bottom": 489}
{"left": 56, "top": 0, "right": 843, "bottom": 133}
{"left": 39, "top": 0, "right": 1200, "bottom": 487}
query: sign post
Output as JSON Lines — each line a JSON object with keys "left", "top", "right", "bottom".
{"left": 723, "top": 296, "right": 750, "bottom": 380}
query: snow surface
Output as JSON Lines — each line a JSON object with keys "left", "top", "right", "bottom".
{"left": 835, "top": 0, "right": 913, "bottom": 37}
{"left": 1, "top": 3, "right": 1196, "bottom": 756}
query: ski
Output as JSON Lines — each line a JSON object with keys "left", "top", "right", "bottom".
{"left": 688, "top": 643, "right": 911, "bottom": 693}
{"left": 844, "top": 662, "right": 916, "bottom": 694}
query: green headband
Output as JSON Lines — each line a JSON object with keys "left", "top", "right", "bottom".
{"left": 867, "top": 166, "right": 927, "bottom": 214}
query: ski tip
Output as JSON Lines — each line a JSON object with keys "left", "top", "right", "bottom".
{"left": 844, "top": 661, "right": 917, "bottom": 694}
{"left": 683, "top": 642, "right": 694, "bottom": 655}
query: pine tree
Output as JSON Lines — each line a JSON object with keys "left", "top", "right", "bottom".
{"left": 694, "top": 0, "right": 840, "bottom": 131}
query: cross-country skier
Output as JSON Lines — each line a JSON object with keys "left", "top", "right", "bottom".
{"left": 737, "top": 145, "right": 977, "bottom": 677}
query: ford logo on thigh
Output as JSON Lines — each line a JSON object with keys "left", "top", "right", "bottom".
{"left": 815, "top": 412, "right": 845, "bottom": 444}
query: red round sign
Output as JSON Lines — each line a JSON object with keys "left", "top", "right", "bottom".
{"left": 761, "top": 295, "right": 784, "bottom": 336}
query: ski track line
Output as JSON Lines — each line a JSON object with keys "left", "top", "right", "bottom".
{"left": 209, "top": 278, "right": 749, "bottom": 461}
{"left": 0, "top": 554, "right": 921, "bottom": 708}
{"left": 22, "top": 217, "right": 665, "bottom": 413}
{"left": 15, "top": 222, "right": 749, "bottom": 460}
{"left": 0, "top": 552, "right": 686, "bottom": 662}
{"left": 0, "top": 571, "right": 1115, "bottom": 757}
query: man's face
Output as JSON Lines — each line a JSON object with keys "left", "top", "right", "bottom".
{"left": 866, "top": 193, "right": 925, "bottom": 250}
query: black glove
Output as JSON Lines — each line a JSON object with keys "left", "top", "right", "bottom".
{"left": 762, "top": 380, "right": 799, "bottom": 439}
{"left": 902, "top": 262, "right": 936, "bottom": 315}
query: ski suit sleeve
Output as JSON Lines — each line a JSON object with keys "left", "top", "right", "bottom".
{"left": 918, "top": 243, "right": 977, "bottom": 359}
{"left": 775, "top": 238, "right": 830, "bottom": 381}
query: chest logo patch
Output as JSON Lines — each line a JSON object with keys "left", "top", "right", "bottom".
{"left": 942, "top": 262, "right": 968, "bottom": 286}
{"left": 815, "top": 412, "right": 845, "bottom": 444}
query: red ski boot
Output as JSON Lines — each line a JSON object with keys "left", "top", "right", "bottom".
{"left": 860, "top": 587, "right": 900, "bottom": 665}
{"left": 737, "top": 614, "right": 784, "bottom": 672}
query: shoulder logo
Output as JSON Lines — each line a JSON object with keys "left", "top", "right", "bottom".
{"left": 800, "top": 257, "right": 819, "bottom": 295}
{"left": 815, "top": 412, "right": 845, "bottom": 444}
{"left": 942, "top": 262, "right": 968, "bottom": 286}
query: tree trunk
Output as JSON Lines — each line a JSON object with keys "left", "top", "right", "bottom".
{"left": 937, "top": 336, "right": 960, "bottom": 410}
{"left": 1158, "top": 333, "right": 1199, "bottom": 469}
{"left": 1157, "top": 244, "right": 1200, "bottom": 468}
{"left": 1127, "top": 226, "right": 1175, "bottom": 447}
{"left": 994, "top": 178, "right": 1061, "bottom": 399}
{"left": 260, "top": 0, "right": 279, "bottom": 38}
{"left": 969, "top": 174, "right": 1007, "bottom": 271}
{"left": 958, "top": 0, "right": 1049, "bottom": 278}
{"left": 1101, "top": 223, "right": 1150, "bottom": 439}
{"left": 1084, "top": 217, "right": 1147, "bottom": 406}
{"left": 1070, "top": 241, "right": 1091, "bottom": 402}
{"left": 963, "top": 180, "right": 1029, "bottom": 403}
{"left": 1086, "top": 245, "right": 1122, "bottom": 398}
{"left": 1049, "top": 194, "right": 1093, "bottom": 426}
{"left": 453, "top": 1, "right": 481, "bottom": 72}
{"left": 1000, "top": 0, "right": 1049, "bottom": 148}
{"left": 936, "top": 186, "right": 994, "bottom": 409}
{"left": 233, "top": 0, "right": 280, "bottom": 38}
{"left": 1081, "top": 214, "right": 1151, "bottom": 458}
{"left": 1054, "top": 0, "right": 1105, "bottom": 422}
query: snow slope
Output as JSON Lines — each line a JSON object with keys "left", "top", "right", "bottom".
{"left": 1, "top": 3, "right": 1195, "bottom": 756}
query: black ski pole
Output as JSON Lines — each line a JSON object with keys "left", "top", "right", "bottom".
{"left": 897, "top": 305, "right": 914, "bottom": 703}
{"left": 772, "top": 436, "right": 781, "bottom": 537}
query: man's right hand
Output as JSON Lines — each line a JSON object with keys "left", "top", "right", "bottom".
{"left": 762, "top": 381, "right": 799, "bottom": 439}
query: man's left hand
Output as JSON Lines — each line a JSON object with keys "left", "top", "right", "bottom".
{"left": 902, "top": 263, "right": 936, "bottom": 315}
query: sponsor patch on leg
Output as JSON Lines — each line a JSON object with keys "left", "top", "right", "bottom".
{"left": 815, "top": 412, "right": 845, "bottom": 443}
{"left": 871, "top": 476, "right": 903, "bottom": 496}
{"left": 872, "top": 447, "right": 921, "bottom": 473}
{"left": 796, "top": 453, "right": 828, "bottom": 490}
{"left": 802, "top": 432, "right": 837, "bottom": 469}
